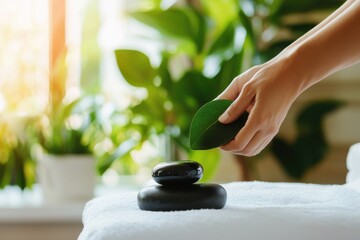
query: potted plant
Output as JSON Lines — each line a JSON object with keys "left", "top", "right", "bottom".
{"left": 36, "top": 96, "right": 98, "bottom": 203}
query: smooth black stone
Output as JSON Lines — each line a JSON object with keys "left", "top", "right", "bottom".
{"left": 152, "top": 160, "right": 203, "bottom": 186}
{"left": 137, "top": 183, "right": 227, "bottom": 211}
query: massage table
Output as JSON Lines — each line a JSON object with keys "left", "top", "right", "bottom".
{"left": 79, "top": 143, "right": 360, "bottom": 240}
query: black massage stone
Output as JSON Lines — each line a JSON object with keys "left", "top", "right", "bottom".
{"left": 137, "top": 183, "right": 227, "bottom": 211}
{"left": 152, "top": 160, "right": 203, "bottom": 186}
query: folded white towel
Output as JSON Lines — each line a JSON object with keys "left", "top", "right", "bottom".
{"left": 79, "top": 181, "right": 360, "bottom": 240}
{"left": 345, "top": 178, "right": 360, "bottom": 194}
{"left": 346, "top": 143, "right": 360, "bottom": 183}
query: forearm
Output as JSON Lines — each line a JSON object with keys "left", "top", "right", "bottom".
{"left": 292, "top": 0, "right": 360, "bottom": 91}
{"left": 278, "top": 0, "right": 355, "bottom": 57}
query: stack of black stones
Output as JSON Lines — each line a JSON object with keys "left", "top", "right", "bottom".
{"left": 137, "top": 160, "right": 227, "bottom": 211}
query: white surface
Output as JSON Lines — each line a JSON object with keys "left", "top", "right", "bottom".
{"left": 0, "top": 185, "right": 83, "bottom": 223}
{"left": 346, "top": 143, "right": 360, "bottom": 183}
{"left": 0, "top": 179, "right": 142, "bottom": 223}
{"left": 79, "top": 181, "right": 360, "bottom": 240}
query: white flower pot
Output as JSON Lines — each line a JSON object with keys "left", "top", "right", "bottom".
{"left": 37, "top": 154, "right": 96, "bottom": 204}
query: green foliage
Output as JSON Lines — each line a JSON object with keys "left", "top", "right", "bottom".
{"left": 38, "top": 97, "right": 96, "bottom": 155}
{"left": 270, "top": 100, "right": 344, "bottom": 179}
{"left": 115, "top": 2, "right": 248, "bottom": 180}
{"left": 115, "top": 50, "right": 156, "bottom": 88}
{"left": 0, "top": 118, "right": 36, "bottom": 190}
{"left": 35, "top": 95, "right": 142, "bottom": 176}
{"left": 114, "top": 0, "right": 343, "bottom": 181}
{"left": 189, "top": 100, "right": 248, "bottom": 150}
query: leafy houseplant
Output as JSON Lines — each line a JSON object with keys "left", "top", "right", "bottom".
{"left": 35, "top": 96, "right": 97, "bottom": 203}
{"left": 114, "top": 0, "right": 343, "bottom": 181}
{"left": 270, "top": 100, "right": 344, "bottom": 179}
{"left": 34, "top": 46, "right": 102, "bottom": 202}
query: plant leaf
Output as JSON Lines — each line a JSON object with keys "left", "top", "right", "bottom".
{"left": 276, "top": 0, "right": 341, "bottom": 15}
{"left": 132, "top": 9, "right": 194, "bottom": 41}
{"left": 214, "top": 50, "right": 244, "bottom": 92}
{"left": 208, "top": 23, "right": 235, "bottom": 55}
{"left": 296, "top": 100, "right": 344, "bottom": 132}
{"left": 270, "top": 99, "right": 344, "bottom": 179}
{"left": 189, "top": 99, "right": 248, "bottom": 150}
{"left": 270, "top": 137, "right": 302, "bottom": 179}
{"left": 115, "top": 49, "right": 156, "bottom": 88}
{"left": 238, "top": 7, "right": 255, "bottom": 46}
{"left": 96, "top": 138, "right": 138, "bottom": 175}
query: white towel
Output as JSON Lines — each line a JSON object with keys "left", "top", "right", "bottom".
{"left": 79, "top": 181, "right": 360, "bottom": 240}
{"left": 346, "top": 143, "right": 360, "bottom": 183}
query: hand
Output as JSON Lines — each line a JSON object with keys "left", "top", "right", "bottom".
{"left": 216, "top": 56, "right": 303, "bottom": 156}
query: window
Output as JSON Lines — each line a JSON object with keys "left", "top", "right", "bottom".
{"left": 0, "top": 0, "right": 49, "bottom": 115}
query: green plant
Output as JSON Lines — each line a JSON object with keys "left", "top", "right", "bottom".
{"left": 270, "top": 100, "right": 344, "bottom": 179}
{"left": 114, "top": 0, "right": 343, "bottom": 181}
{"left": 35, "top": 94, "right": 141, "bottom": 175}
{"left": 0, "top": 117, "right": 36, "bottom": 190}
{"left": 37, "top": 97, "right": 96, "bottom": 155}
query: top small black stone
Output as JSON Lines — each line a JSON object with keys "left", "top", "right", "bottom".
{"left": 152, "top": 160, "right": 203, "bottom": 186}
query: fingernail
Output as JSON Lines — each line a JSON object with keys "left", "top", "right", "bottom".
{"left": 219, "top": 112, "right": 229, "bottom": 123}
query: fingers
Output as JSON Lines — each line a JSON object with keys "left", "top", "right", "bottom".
{"left": 253, "top": 136, "right": 273, "bottom": 155}
{"left": 216, "top": 66, "right": 261, "bottom": 101}
{"left": 242, "top": 135, "right": 273, "bottom": 156}
{"left": 220, "top": 113, "right": 259, "bottom": 152}
{"left": 218, "top": 86, "right": 254, "bottom": 123}
{"left": 216, "top": 66, "right": 262, "bottom": 124}
{"left": 222, "top": 132, "right": 274, "bottom": 157}
{"left": 220, "top": 103, "right": 279, "bottom": 156}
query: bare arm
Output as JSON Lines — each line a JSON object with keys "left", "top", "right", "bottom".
{"left": 217, "top": 0, "right": 360, "bottom": 156}
{"left": 294, "top": 0, "right": 360, "bottom": 90}
{"left": 278, "top": 0, "right": 356, "bottom": 60}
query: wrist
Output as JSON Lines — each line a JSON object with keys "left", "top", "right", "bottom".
{"left": 277, "top": 42, "right": 322, "bottom": 96}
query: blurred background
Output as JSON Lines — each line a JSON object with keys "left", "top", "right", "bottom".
{"left": 1, "top": 0, "right": 360, "bottom": 239}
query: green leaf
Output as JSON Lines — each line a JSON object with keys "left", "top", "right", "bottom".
{"left": 115, "top": 49, "right": 156, "bottom": 88}
{"left": 200, "top": 0, "right": 238, "bottom": 36}
{"left": 132, "top": 8, "right": 205, "bottom": 53}
{"left": 294, "top": 132, "right": 327, "bottom": 169}
{"left": 296, "top": 100, "right": 344, "bottom": 132}
{"left": 189, "top": 149, "right": 220, "bottom": 182}
{"left": 208, "top": 23, "right": 236, "bottom": 55}
{"left": 173, "top": 71, "right": 217, "bottom": 108}
{"left": 158, "top": 55, "right": 173, "bottom": 90}
{"left": 96, "top": 138, "right": 138, "bottom": 175}
{"left": 214, "top": 50, "right": 244, "bottom": 92}
{"left": 276, "top": 0, "right": 341, "bottom": 16}
{"left": 189, "top": 99, "right": 248, "bottom": 150}
{"left": 185, "top": 7, "right": 207, "bottom": 53}
{"left": 53, "top": 98, "right": 81, "bottom": 126}
{"left": 270, "top": 99, "right": 344, "bottom": 179}
{"left": 132, "top": 9, "right": 194, "bottom": 41}
{"left": 270, "top": 137, "right": 301, "bottom": 179}
{"left": 238, "top": 7, "right": 255, "bottom": 47}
